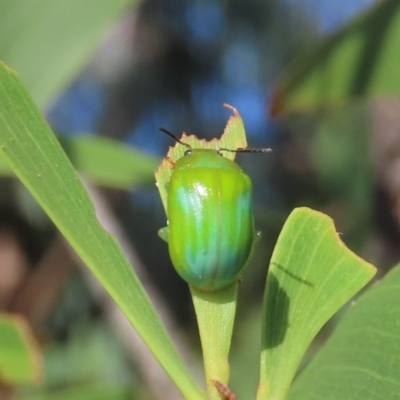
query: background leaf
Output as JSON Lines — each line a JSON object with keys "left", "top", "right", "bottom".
{"left": 0, "top": 62, "right": 204, "bottom": 400}
{"left": 19, "top": 385, "right": 131, "bottom": 400}
{"left": 0, "top": 0, "right": 137, "bottom": 108}
{"left": 271, "top": 0, "right": 400, "bottom": 115}
{"left": 257, "top": 207, "right": 376, "bottom": 400}
{"left": 0, "top": 136, "right": 159, "bottom": 189}
{"left": 61, "top": 136, "right": 159, "bottom": 189}
{"left": 0, "top": 313, "right": 42, "bottom": 384}
{"left": 288, "top": 264, "right": 400, "bottom": 400}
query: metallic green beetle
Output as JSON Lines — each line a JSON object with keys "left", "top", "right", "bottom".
{"left": 159, "top": 129, "right": 270, "bottom": 291}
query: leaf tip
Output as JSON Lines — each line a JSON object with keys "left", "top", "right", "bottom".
{"left": 293, "top": 207, "right": 377, "bottom": 276}
{"left": 0, "top": 61, "right": 20, "bottom": 79}
{"left": 223, "top": 103, "right": 239, "bottom": 115}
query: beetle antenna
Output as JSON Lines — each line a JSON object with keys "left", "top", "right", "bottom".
{"left": 159, "top": 128, "right": 191, "bottom": 149}
{"left": 218, "top": 147, "right": 272, "bottom": 154}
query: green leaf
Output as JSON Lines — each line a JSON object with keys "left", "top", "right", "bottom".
{"left": 190, "top": 284, "right": 238, "bottom": 400}
{"left": 0, "top": 0, "right": 138, "bottom": 108}
{"left": 287, "top": 264, "right": 400, "bottom": 400}
{"left": 0, "top": 62, "right": 204, "bottom": 400}
{"left": 61, "top": 136, "right": 159, "bottom": 189}
{"left": 19, "top": 385, "right": 131, "bottom": 400}
{"left": 271, "top": 0, "right": 400, "bottom": 115}
{"left": 0, "top": 313, "right": 42, "bottom": 384}
{"left": 0, "top": 136, "right": 159, "bottom": 189}
{"left": 0, "top": 152, "right": 12, "bottom": 175}
{"left": 257, "top": 207, "right": 376, "bottom": 400}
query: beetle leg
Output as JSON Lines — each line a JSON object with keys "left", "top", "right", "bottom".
{"left": 158, "top": 227, "right": 169, "bottom": 242}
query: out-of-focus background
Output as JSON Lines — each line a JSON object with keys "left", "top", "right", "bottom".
{"left": 1, "top": 0, "right": 399, "bottom": 399}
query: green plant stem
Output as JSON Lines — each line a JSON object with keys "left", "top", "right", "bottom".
{"left": 190, "top": 283, "right": 238, "bottom": 400}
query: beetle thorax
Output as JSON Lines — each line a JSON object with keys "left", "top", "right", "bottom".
{"left": 174, "top": 149, "right": 243, "bottom": 173}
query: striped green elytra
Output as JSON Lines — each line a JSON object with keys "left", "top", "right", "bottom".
{"left": 158, "top": 129, "right": 270, "bottom": 291}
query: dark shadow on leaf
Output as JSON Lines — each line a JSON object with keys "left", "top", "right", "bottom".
{"left": 263, "top": 272, "right": 290, "bottom": 349}
{"left": 271, "top": 262, "right": 314, "bottom": 287}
